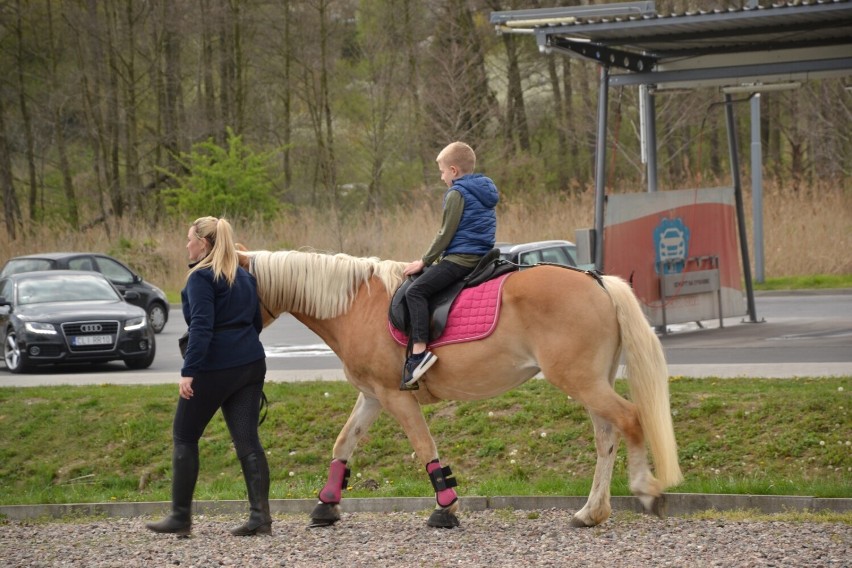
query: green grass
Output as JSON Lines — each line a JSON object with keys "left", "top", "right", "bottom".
{"left": 753, "top": 274, "right": 852, "bottom": 291}
{"left": 0, "top": 377, "right": 849, "bottom": 506}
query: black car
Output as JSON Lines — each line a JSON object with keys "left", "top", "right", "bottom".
{"left": 0, "top": 252, "right": 169, "bottom": 333}
{"left": 0, "top": 271, "right": 156, "bottom": 373}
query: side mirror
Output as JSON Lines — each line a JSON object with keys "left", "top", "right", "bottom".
{"left": 124, "top": 291, "right": 140, "bottom": 301}
{"left": 0, "top": 296, "right": 9, "bottom": 307}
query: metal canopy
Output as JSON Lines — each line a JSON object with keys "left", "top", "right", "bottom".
{"left": 491, "top": 1, "right": 852, "bottom": 325}
{"left": 491, "top": 0, "right": 852, "bottom": 89}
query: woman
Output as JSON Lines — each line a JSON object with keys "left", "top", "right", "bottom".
{"left": 146, "top": 216, "right": 270, "bottom": 537}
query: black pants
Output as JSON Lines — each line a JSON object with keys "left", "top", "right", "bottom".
{"left": 404, "top": 260, "right": 474, "bottom": 345}
{"left": 173, "top": 358, "right": 266, "bottom": 459}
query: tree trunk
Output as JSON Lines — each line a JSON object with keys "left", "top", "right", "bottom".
{"left": 105, "top": 3, "right": 124, "bottom": 218}
{"left": 0, "top": 98, "right": 23, "bottom": 240}
{"left": 121, "top": 0, "right": 142, "bottom": 215}
{"left": 282, "top": 0, "right": 292, "bottom": 189}
{"left": 318, "top": 0, "right": 337, "bottom": 206}
{"left": 502, "top": 33, "right": 530, "bottom": 153}
{"left": 546, "top": 53, "right": 570, "bottom": 190}
{"left": 218, "top": 0, "right": 234, "bottom": 139}
{"left": 579, "top": 63, "right": 596, "bottom": 185}
{"left": 15, "top": 0, "right": 39, "bottom": 223}
{"left": 200, "top": 0, "right": 219, "bottom": 142}
{"left": 48, "top": 0, "right": 80, "bottom": 228}
{"left": 162, "top": 0, "right": 183, "bottom": 171}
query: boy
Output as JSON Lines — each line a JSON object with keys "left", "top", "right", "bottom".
{"left": 401, "top": 141, "right": 499, "bottom": 388}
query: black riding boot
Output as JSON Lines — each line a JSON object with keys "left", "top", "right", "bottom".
{"left": 231, "top": 451, "right": 272, "bottom": 536}
{"left": 146, "top": 443, "right": 199, "bottom": 536}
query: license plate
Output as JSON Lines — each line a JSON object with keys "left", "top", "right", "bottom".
{"left": 72, "top": 335, "right": 113, "bottom": 346}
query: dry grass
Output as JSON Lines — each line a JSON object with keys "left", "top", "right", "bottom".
{"left": 1, "top": 184, "right": 849, "bottom": 296}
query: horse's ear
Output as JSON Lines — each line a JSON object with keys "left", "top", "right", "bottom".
{"left": 236, "top": 242, "right": 248, "bottom": 252}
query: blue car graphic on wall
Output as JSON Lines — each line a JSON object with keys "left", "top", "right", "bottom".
{"left": 654, "top": 219, "right": 690, "bottom": 274}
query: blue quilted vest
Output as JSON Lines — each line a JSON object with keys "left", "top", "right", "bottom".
{"left": 445, "top": 174, "right": 499, "bottom": 256}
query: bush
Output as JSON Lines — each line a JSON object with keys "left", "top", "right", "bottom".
{"left": 162, "top": 128, "right": 281, "bottom": 221}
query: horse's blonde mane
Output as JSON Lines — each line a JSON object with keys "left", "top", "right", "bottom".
{"left": 246, "top": 249, "right": 406, "bottom": 319}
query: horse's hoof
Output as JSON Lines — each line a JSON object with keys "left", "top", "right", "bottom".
{"left": 650, "top": 493, "right": 667, "bottom": 519}
{"left": 427, "top": 507, "right": 461, "bottom": 529}
{"left": 309, "top": 501, "right": 341, "bottom": 528}
{"left": 569, "top": 515, "right": 594, "bottom": 528}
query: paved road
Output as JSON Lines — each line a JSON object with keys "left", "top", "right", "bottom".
{"left": 2, "top": 290, "right": 850, "bottom": 387}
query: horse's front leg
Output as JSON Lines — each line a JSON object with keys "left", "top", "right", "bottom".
{"left": 379, "top": 390, "right": 461, "bottom": 529}
{"left": 310, "top": 392, "right": 382, "bottom": 528}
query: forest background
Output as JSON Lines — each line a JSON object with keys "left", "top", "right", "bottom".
{"left": 1, "top": 0, "right": 850, "bottom": 296}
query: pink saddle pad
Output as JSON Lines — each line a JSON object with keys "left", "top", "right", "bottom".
{"left": 389, "top": 273, "right": 512, "bottom": 348}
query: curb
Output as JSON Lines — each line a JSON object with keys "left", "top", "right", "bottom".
{"left": 1, "top": 494, "right": 848, "bottom": 522}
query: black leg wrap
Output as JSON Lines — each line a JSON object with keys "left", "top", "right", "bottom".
{"left": 428, "top": 464, "right": 458, "bottom": 493}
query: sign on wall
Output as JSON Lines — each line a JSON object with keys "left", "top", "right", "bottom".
{"left": 604, "top": 187, "right": 746, "bottom": 327}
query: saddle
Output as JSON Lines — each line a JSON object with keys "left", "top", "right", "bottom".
{"left": 388, "top": 248, "right": 517, "bottom": 342}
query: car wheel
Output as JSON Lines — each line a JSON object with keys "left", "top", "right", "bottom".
{"left": 4, "top": 330, "right": 30, "bottom": 374}
{"left": 147, "top": 302, "right": 167, "bottom": 334}
{"left": 124, "top": 333, "right": 156, "bottom": 370}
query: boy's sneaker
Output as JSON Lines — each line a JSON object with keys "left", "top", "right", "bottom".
{"left": 401, "top": 351, "right": 437, "bottom": 388}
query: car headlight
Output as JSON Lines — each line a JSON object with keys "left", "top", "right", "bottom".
{"left": 124, "top": 316, "right": 147, "bottom": 331}
{"left": 25, "top": 322, "right": 58, "bottom": 335}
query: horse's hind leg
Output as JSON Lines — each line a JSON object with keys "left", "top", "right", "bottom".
{"left": 310, "top": 392, "right": 382, "bottom": 528}
{"left": 572, "top": 412, "right": 620, "bottom": 528}
{"left": 584, "top": 388, "right": 664, "bottom": 519}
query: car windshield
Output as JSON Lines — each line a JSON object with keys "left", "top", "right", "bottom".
{"left": 0, "top": 259, "right": 52, "bottom": 277}
{"left": 17, "top": 276, "right": 121, "bottom": 305}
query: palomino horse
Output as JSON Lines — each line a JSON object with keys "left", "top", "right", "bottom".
{"left": 240, "top": 249, "right": 682, "bottom": 528}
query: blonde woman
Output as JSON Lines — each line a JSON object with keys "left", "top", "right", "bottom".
{"left": 146, "top": 216, "right": 270, "bottom": 537}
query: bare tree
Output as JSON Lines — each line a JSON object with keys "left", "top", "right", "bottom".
{"left": 291, "top": 0, "right": 346, "bottom": 206}
{"left": 199, "top": 0, "right": 220, "bottom": 142}
{"left": 423, "top": 0, "right": 498, "bottom": 150}
{"left": 160, "top": 0, "right": 185, "bottom": 173}
{"left": 116, "top": 0, "right": 146, "bottom": 215}
{"left": 349, "top": 0, "right": 412, "bottom": 212}
{"left": 47, "top": 0, "right": 80, "bottom": 228}
{"left": 487, "top": 0, "right": 530, "bottom": 154}
{"left": 0, "top": 97, "right": 23, "bottom": 240}
{"left": 13, "top": 0, "right": 39, "bottom": 223}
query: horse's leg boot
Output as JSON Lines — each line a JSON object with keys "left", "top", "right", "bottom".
{"left": 427, "top": 460, "right": 458, "bottom": 508}
{"left": 318, "top": 458, "right": 350, "bottom": 504}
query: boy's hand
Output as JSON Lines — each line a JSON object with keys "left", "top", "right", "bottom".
{"left": 404, "top": 260, "right": 425, "bottom": 276}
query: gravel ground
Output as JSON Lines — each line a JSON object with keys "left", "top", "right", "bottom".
{"left": 1, "top": 509, "right": 849, "bottom": 567}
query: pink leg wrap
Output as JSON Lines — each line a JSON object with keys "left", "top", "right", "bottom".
{"left": 318, "top": 459, "right": 348, "bottom": 504}
{"left": 427, "top": 460, "right": 458, "bottom": 508}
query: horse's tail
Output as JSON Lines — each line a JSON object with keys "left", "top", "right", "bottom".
{"left": 602, "top": 274, "right": 683, "bottom": 489}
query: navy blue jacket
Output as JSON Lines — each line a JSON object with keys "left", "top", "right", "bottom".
{"left": 445, "top": 173, "right": 499, "bottom": 256}
{"left": 180, "top": 266, "right": 264, "bottom": 376}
